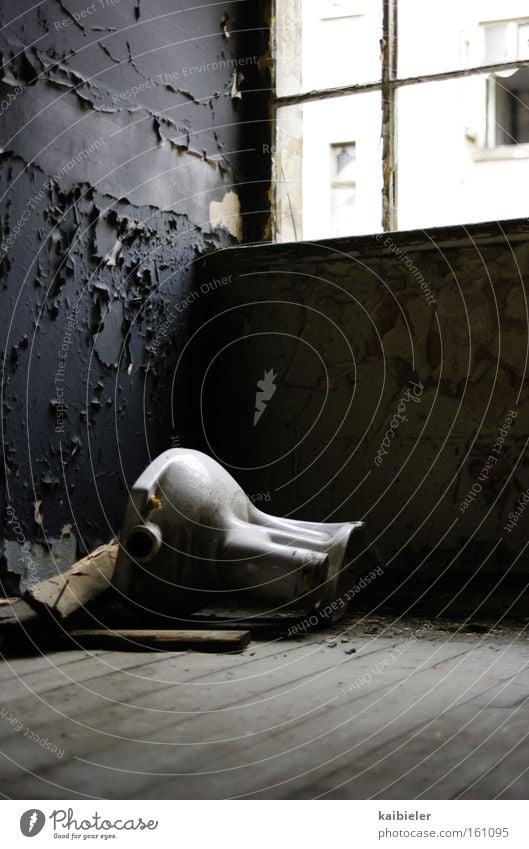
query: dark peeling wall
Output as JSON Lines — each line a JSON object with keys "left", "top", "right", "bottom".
{"left": 0, "top": 0, "right": 270, "bottom": 592}
{"left": 200, "top": 220, "right": 529, "bottom": 584}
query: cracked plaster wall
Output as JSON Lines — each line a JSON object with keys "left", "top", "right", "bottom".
{"left": 0, "top": 0, "right": 270, "bottom": 592}
{"left": 199, "top": 221, "right": 529, "bottom": 581}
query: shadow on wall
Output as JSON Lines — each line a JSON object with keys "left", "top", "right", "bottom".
{"left": 196, "top": 220, "right": 529, "bottom": 583}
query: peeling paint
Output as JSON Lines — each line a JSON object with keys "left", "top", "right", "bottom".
{"left": 209, "top": 190, "right": 242, "bottom": 240}
{"left": 33, "top": 501, "right": 44, "bottom": 527}
{"left": 4, "top": 532, "right": 77, "bottom": 590}
{"left": 0, "top": 0, "right": 270, "bottom": 590}
{"left": 105, "top": 239, "right": 123, "bottom": 267}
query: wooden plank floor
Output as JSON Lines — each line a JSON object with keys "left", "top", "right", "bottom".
{"left": 1, "top": 615, "right": 528, "bottom": 799}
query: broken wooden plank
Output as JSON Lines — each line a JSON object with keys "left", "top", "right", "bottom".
{"left": 24, "top": 542, "right": 118, "bottom": 619}
{"left": 68, "top": 628, "right": 252, "bottom": 653}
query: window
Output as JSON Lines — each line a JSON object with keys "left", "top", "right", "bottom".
{"left": 482, "top": 19, "right": 529, "bottom": 148}
{"left": 482, "top": 20, "right": 529, "bottom": 64}
{"left": 487, "top": 68, "right": 529, "bottom": 146}
{"left": 330, "top": 143, "right": 357, "bottom": 237}
{"left": 273, "top": 1, "right": 529, "bottom": 240}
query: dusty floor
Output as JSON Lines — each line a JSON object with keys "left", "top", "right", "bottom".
{"left": 1, "top": 613, "right": 528, "bottom": 799}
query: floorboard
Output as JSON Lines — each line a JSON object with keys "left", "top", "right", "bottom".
{"left": 1, "top": 616, "right": 528, "bottom": 799}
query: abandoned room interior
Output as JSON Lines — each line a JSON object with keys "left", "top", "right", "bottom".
{"left": 2, "top": 0, "right": 529, "bottom": 808}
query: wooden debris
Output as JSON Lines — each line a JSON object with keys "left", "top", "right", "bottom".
{"left": 25, "top": 542, "right": 118, "bottom": 619}
{"left": 1, "top": 545, "right": 254, "bottom": 655}
{"left": 68, "top": 628, "right": 251, "bottom": 653}
{"left": 0, "top": 597, "right": 40, "bottom": 629}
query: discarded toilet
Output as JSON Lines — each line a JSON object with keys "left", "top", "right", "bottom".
{"left": 113, "top": 448, "right": 365, "bottom": 619}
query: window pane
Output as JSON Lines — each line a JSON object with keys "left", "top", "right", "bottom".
{"left": 274, "top": 93, "right": 382, "bottom": 241}
{"left": 275, "top": 0, "right": 382, "bottom": 97}
{"left": 491, "top": 68, "right": 529, "bottom": 145}
{"left": 483, "top": 24, "right": 509, "bottom": 64}
{"left": 398, "top": 1, "right": 529, "bottom": 78}
{"left": 484, "top": 24, "right": 509, "bottom": 64}
{"left": 397, "top": 76, "right": 529, "bottom": 231}
{"left": 398, "top": 0, "right": 472, "bottom": 77}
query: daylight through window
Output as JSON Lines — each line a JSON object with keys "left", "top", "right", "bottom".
{"left": 273, "top": 0, "right": 529, "bottom": 240}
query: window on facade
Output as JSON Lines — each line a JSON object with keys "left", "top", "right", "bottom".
{"left": 483, "top": 20, "right": 529, "bottom": 65}
{"left": 487, "top": 68, "right": 529, "bottom": 146}
{"left": 273, "top": 0, "right": 529, "bottom": 240}
{"left": 330, "top": 143, "right": 357, "bottom": 238}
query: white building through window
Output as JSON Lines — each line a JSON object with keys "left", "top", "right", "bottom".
{"left": 273, "top": 0, "right": 529, "bottom": 240}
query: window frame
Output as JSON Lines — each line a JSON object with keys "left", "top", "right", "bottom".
{"left": 272, "top": 0, "right": 529, "bottom": 237}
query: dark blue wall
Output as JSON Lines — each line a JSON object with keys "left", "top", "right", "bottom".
{"left": 0, "top": 0, "right": 270, "bottom": 591}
